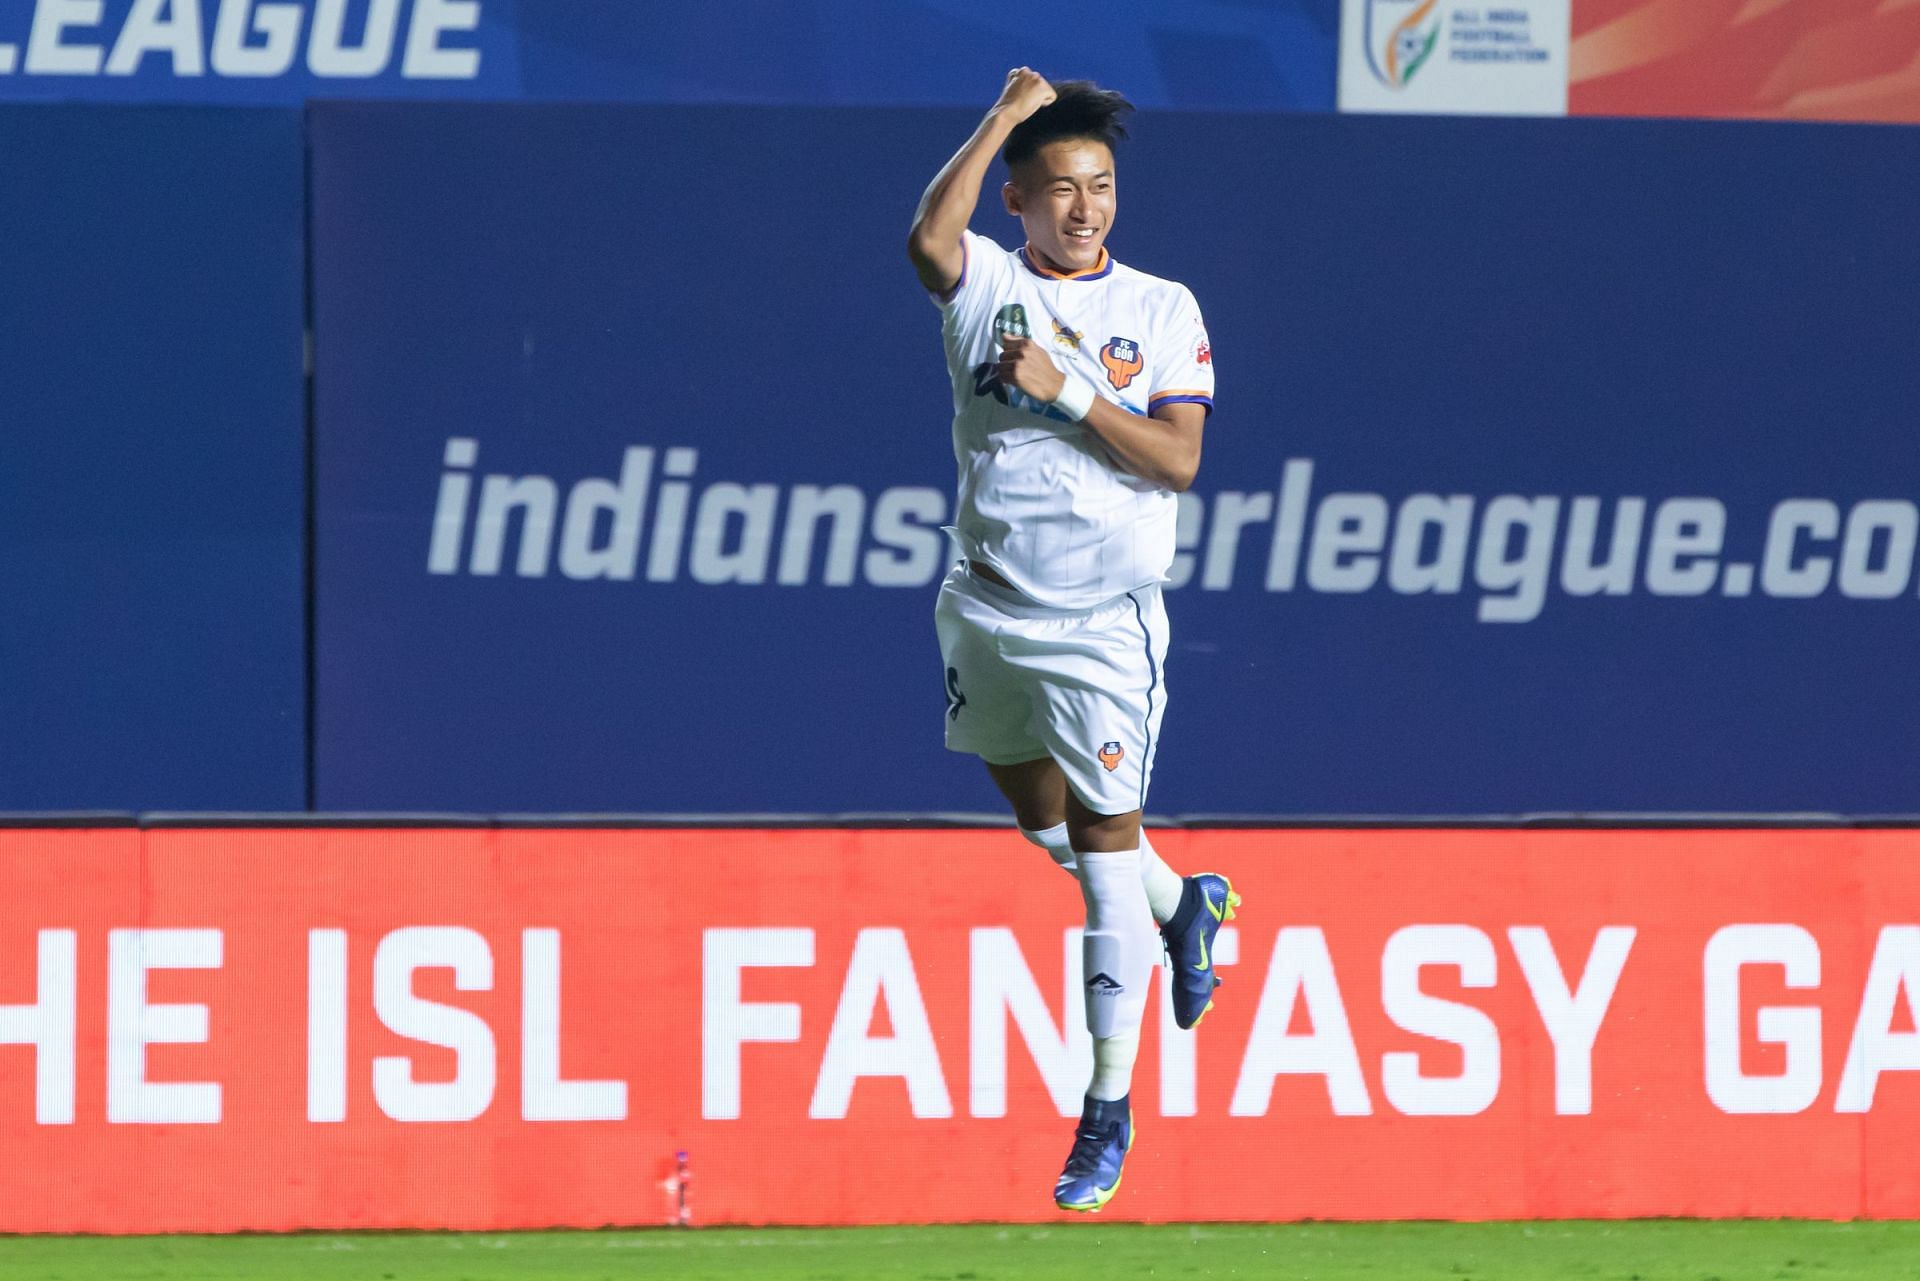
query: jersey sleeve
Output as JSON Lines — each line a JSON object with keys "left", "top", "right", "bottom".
{"left": 932, "top": 229, "right": 1015, "bottom": 327}
{"left": 1147, "top": 285, "right": 1214, "bottom": 417}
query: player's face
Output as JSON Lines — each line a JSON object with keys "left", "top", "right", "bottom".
{"left": 1004, "top": 139, "right": 1116, "bottom": 275}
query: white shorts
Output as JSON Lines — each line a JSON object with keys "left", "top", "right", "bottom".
{"left": 935, "top": 563, "right": 1170, "bottom": 816}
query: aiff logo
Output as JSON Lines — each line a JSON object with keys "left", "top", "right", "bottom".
{"left": 1366, "top": 0, "right": 1442, "bottom": 89}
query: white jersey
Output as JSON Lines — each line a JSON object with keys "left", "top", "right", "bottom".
{"left": 934, "top": 229, "right": 1214, "bottom": 610}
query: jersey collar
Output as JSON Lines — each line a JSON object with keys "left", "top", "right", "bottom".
{"left": 1019, "top": 245, "right": 1113, "bottom": 282}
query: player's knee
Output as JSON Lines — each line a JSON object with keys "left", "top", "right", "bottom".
{"left": 995, "top": 776, "right": 1063, "bottom": 831}
{"left": 1009, "top": 800, "right": 1065, "bottom": 832}
{"left": 1066, "top": 801, "right": 1143, "bottom": 854}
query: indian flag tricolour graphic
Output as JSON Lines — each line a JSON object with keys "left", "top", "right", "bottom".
{"left": 1368, "top": 0, "right": 1443, "bottom": 89}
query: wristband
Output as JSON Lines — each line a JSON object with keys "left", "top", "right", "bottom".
{"left": 1050, "top": 376, "right": 1097, "bottom": 423}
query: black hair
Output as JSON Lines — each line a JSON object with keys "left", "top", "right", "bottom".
{"left": 1002, "top": 80, "right": 1134, "bottom": 172}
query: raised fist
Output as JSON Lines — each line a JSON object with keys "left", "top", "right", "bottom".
{"left": 995, "top": 67, "right": 1056, "bottom": 123}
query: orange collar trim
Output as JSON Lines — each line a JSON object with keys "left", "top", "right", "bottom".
{"left": 1020, "top": 245, "right": 1113, "bottom": 282}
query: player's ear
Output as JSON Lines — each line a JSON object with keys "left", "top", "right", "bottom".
{"left": 1002, "top": 180, "right": 1022, "bottom": 217}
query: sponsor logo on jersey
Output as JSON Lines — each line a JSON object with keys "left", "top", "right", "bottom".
{"left": 970, "top": 362, "right": 1075, "bottom": 423}
{"left": 1195, "top": 336, "right": 1212, "bottom": 366}
{"left": 1052, "top": 320, "right": 1084, "bottom": 351}
{"left": 992, "top": 303, "right": 1031, "bottom": 341}
{"left": 1098, "top": 741, "right": 1125, "bottom": 772}
{"left": 1101, "top": 337, "right": 1144, "bottom": 390}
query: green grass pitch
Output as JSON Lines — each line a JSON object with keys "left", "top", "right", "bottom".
{"left": 3, "top": 1222, "right": 1918, "bottom": 1280}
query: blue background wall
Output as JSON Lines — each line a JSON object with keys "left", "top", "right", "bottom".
{"left": 0, "top": 105, "right": 307, "bottom": 810}
{"left": 308, "top": 104, "right": 1920, "bottom": 816}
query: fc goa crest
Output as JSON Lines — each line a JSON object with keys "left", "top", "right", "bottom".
{"left": 1098, "top": 741, "right": 1125, "bottom": 772}
{"left": 1101, "top": 337, "right": 1144, "bottom": 391}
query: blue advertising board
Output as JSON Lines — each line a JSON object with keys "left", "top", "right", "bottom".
{"left": 0, "top": 1, "right": 1336, "bottom": 111}
{"left": 310, "top": 103, "right": 1920, "bottom": 815}
{"left": 0, "top": 105, "right": 307, "bottom": 810}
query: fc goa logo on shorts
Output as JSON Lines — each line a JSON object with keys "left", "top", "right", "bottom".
{"left": 1101, "top": 337, "right": 1144, "bottom": 391}
{"left": 1098, "top": 741, "right": 1125, "bottom": 772}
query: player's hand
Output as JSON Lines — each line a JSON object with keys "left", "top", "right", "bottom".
{"left": 993, "top": 67, "right": 1056, "bottom": 123}
{"left": 997, "top": 336, "right": 1067, "bottom": 404}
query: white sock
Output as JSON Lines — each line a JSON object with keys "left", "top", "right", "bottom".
{"left": 1021, "top": 823, "right": 1077, "bottom": 873}
{"left": 1025, "top": 825, "right": 1184, "bottom": 925}
{"left": 1077, "top": 847, "right": 1156, "bottom": 1101}
{"left": 1089, "top": 1024, "right": 1140, "bottom": 1102}
{"left": 1137, "top": 833, "right": 1185, "bottom": 923}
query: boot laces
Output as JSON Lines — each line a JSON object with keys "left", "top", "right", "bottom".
{"left": 1061, "top": 1119, "right": 1120, "bottom": 1179}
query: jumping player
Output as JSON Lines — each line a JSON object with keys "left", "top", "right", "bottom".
{"left": 907, "top": 70, "right": 1240, "bottom": 1213}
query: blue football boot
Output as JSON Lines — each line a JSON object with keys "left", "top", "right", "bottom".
{"left": 1163, "top": 873, "right": 1241, "bottom": 1030}
{"left": 1054, "top": 1093, "right": 1134, "bottom": 1213}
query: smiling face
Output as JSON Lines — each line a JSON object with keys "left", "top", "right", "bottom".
{"left": 1003, "top": 138, "right": 1116, "bottom": 275}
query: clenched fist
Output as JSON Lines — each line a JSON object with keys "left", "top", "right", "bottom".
{"left": 994, "top": 67, "right": 1056, "bottom": 124}
{"left": 996, "top": 336, "right": 1067, "bottom": 404}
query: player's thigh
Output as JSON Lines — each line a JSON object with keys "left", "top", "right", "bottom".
{"left": 984, "top": 756, "right": 1068, "bottom": 832}
{"left": 1020, "top": 588, "right": 1170, "bottom": 817}
{"left": 935, "top": 571, "right": 1048, "bottom": 765}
